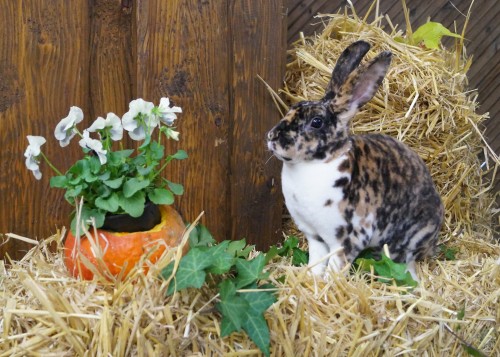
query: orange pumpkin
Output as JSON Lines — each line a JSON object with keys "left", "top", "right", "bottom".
{"left": 64, "top": 205, "right": 187, "bottom": 280}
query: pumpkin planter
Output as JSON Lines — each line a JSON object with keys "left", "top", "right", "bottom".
{"left": 64, "top": 205, "right": 187, "bottom": 280}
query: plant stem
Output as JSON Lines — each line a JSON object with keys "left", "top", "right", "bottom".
{"left": 152, "top": 156, "right": 173, "bottom": 180}
{"left": 40, "top": 151, "right": 63, "bottom": 176}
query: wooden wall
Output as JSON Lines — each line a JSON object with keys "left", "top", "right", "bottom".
{"left": 286, "top": 0, "right": 500, "bottom": 194}
{"left": 0, "top": 0, "right": 286, "bottom": 259}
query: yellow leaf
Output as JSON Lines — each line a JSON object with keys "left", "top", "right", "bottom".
{"left": 411, "top": 22, "right": 462, "bottom": 49}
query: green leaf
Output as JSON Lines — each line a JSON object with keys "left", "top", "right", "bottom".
{"left": 291, "top": 247, "right": 308, "bottom": 266}
{"left": 148, "top": 141, "right": 165, "bottom": 161}
{"left": 220, "top": 316, "right": 239, "bottom": 337}
{"left": 50, "top": 175, "right": 67, "bottom": 188}
{"left": 226, "top": 239, "right": 247, "bottom": 257}
{"left": 166, "top": 181, "right": 184, "bottom": 195}
{"left": 171, "top": 149, "right": 188, "bottom": 160}
{"left": 98, "top": 171, "right": 111, "bottom": 181}
{"left": 439, "top": 244, "right": 458, "bottom": 260}
{"left": 95, "top": 193, "right": 119, "bottom": 213}
{"left": 117, "top": 191, "right": 146, "bottom": 217}
{"left": 242, "top": 289, "right": 276, "bottom": 315}
{"left": 206, "top": 242, "right": 235, "bottom": 274}
{"left": 70, "top": 207, "right": 105, "bottom": 235}
{"left": 411, "top": 22, "right": 462, "bottom": 49}
{"left": 187, "top": 224, "right": 216, "bottom": 247}
{"left": 108, "top": 149, "right": 134, "bottom": 163}
{"left": 137, "top": 166, "right": 153, "bottom": 176}
{"left": 242, "top": 313, "right": 271, "bottom": 357}
{"left": 264, "top": 245, "right": 279, "bottom": 264}
{"left": 148, "top": 188, "right": 174, "bottom": 205}
{"left": 355, "top": 254, "right": 418, "bottom": 288}
{"left": 217, "top": 280, "right": 250, "bottom": 331}
{"left": 104, "top": 177, "right": 124, "bottom": 189}
{"left": 280, "top": 236, "right": 300, "bottom": 255}
{"left": 162, "top": 247, "right": 216, "bottom": 295}
{"left": 234, "top": 254, "right": 266, "bottom": 289}
{"left": 123, "top": 177, "right": 150, "bottom": 198}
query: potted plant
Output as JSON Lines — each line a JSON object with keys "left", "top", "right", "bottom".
{"left": 24, "top": 98, "right": 188, "bottom": 279}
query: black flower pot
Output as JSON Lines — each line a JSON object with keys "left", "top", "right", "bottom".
{"left": 100, "top": 201, "right": 161, "bottom": 232}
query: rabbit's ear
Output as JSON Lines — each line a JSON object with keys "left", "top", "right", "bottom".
{"left": 324, "top": 41, "right": 371, "bottom": 100}
{"left": 345, "top": 51, "right": 392, "bottom": 111}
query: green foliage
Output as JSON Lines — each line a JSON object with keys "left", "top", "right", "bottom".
{"left": 410, "top": 22, "right": 462, "bottom": 49}
{"left": 265, "top": 235, "right": 309, "bottom": 266}
{"left": 354, "top": 250, "right": 418, "bottom": 288}
{"left": 27, "top": 99, "right": 186, "bottom": 235}
{"left": 439, "top": 244, "right": 458, "bottom": 260}
{"left": 161, "top": 226, "right": 276, "bottom": 356}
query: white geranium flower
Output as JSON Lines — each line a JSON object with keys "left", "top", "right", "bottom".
{"left": 158, "top": 97, "right": 182, "bottom": 126}
{"left": 54, "top": 106, "right": 84, "bottom": 147}
{"left": 87, "top": 113, "right": 123, "bottom": 141}
{"left": 24, "top": 135, "right": 46, "bottom": 180}
{"left": 122, "top": 99, "right": 155, "bottom": 140}
{"left": 79, "top": 131, "right": 107, "bottom": 165}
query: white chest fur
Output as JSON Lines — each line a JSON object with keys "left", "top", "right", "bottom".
{"left": 281, "top": 155, "right": 350, "bottom": 241}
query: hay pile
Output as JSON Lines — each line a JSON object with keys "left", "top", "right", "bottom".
{"left": 1, "top": 5, "right": 499, "bottom": 357}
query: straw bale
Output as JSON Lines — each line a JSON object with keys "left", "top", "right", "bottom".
{"left": 1, "top": 6, "right": 499, "bottom": 357}
{"left": 0, "top": 230, "right": 499, "bottom": 356}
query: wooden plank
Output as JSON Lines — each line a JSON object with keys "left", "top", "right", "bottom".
{"left": 89, "top": 0, "right": 134, "bottom": 118}
{"left": 0, "top": 1, "right": 91, "bottom": 259}
{"left": 135, "top": 0, "right": 232, "bottom": 240}
{"left": 229, "top": 0, "right": 286, "bottom": 250}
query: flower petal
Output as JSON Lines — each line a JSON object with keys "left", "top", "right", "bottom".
{"left": 105, "top": 113, "right": 123, "bottom": 141}
{"left": 54, "top": 106, "right": 84, "bottom": 146}
{"left": 87, "top": 117, "right": 106, "bottom": 132}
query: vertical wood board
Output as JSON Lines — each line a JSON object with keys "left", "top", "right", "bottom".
{"left": 0, "top": 1, "right": 91, "bottom": 259}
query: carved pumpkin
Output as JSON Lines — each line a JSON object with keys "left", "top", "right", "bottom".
{"left": 64, "top": 205, "right": 186, "bottom": 280}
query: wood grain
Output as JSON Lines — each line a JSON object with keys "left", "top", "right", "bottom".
{"left": 0, "top": 1, "right": 91, "bottom": 259}
{"left": 229, "top": 0, "right": 286, "bottom": 249}
{"left": 89, "top": 0, "right": 134, "bottom": 119}
{"left": 134, "top": 0, "right": 233, "bottom": 240}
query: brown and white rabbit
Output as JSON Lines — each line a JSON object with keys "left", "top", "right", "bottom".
{"left": 267, "top": 41, "right": 444, "bottom": 279}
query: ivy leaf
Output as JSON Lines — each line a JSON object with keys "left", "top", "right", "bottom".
{"left": 264, "top": 245, "right": 280, "bottom": 264}
{"left": 217, "top": 280, "right": 249, "bottom": 331}
{"left": 242, "top": 289, "right": 276, "bottom": 315}
{"left": 95, "top": 193, "right": 119, "bottom": 213}
{"left": 205, "top": 242, "right": 235, "bottom": 274}
{"left": 234, "top": 254, "right": 266, "bottom": 289}
{"left": 291, "top": 247, "right": 308, "bottom": 266}
{"left": 148, "top": 188, "right": 174, "bottom": 205}
{"left": 220, "top": 316, "right": 239, "bottom": 337}
{"left": 123, "top": 178, "right": 150, "bottom": 198}
{"left": 162, "top": 247, "right": 216, "bottom": 295}
{"left": 411, "top": 22, "right": 462, "bottom": 49}
{"left": 356, "top": 254, "right": 418, "bottom": 287}
{"left": 226, "top": 239, "right": 248, "bottom": 257}
{"left": 117, "top": 191, "right": 145, "bottom": 217}
{"left": 188, "top": 224, "right": 216, "bottom": 247}
{"left": 103, "top": 177, "right": 124, "bottom": 189}
{"left": 242, "top": 313, "right": 271, "bottom": 357}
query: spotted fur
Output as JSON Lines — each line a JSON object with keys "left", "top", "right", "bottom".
{"left": 267, "top": 41, "right": 444, "bottom": 278}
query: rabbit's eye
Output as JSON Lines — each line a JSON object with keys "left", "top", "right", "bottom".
{"left": 310, "top": 117, "right": 324, "bottom": 129}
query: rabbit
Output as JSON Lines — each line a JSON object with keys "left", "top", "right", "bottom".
{"left": 267, "top": 40, "right": 444, "bottom": 279}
